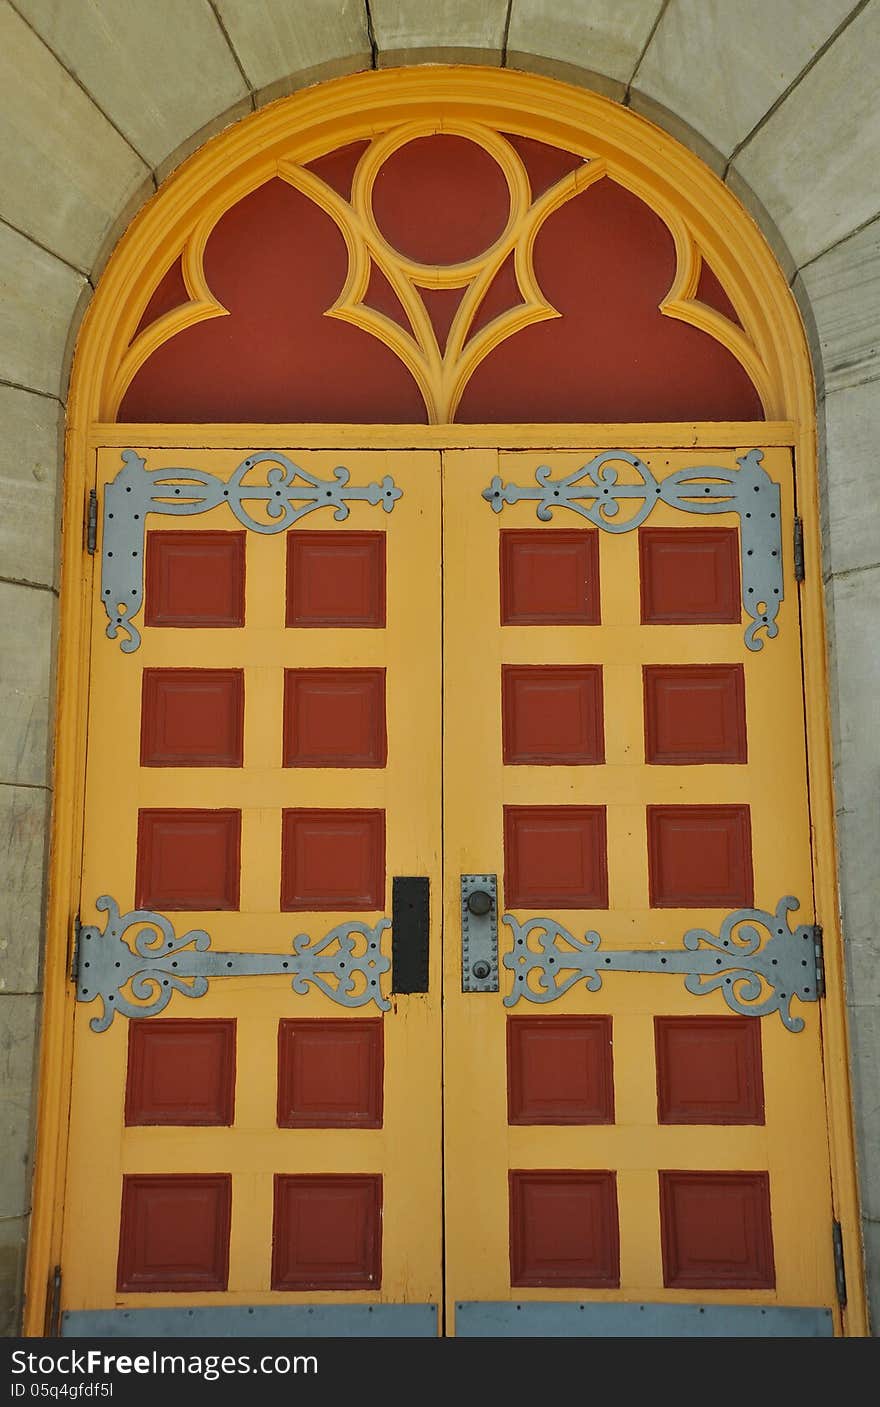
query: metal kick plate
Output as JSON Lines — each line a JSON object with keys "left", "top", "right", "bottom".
{"left": 461, "top": 874, "right": 498, "bottom": 992}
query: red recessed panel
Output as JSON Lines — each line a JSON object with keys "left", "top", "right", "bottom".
{"left": 659, "top": 1171, "right": 775, "bottom": 1288}
{"left": 509, "top": 1170, "right": 620, "bottom": 1287}
{"left": 500, "top": 530, "right": 600, "bottom": 625}
{"left": 283, "top": 669, "right": 387, "bottom": 768}
{"left": 277, "top": 1019, "right": 383, "bottom": 1128}
{"left": 144, "top": 532, "right": 246, "bottom": 628}
{"left": 639, "top": 527, "right": 741, "bottom": 625}
{"left": 136, "top": 809, "right": 241, "bottom": 910}
{"left": 125, "top": 1019, "right": 236, "bottom": 1126}
{"left": 647, "top": 805, "right": 753, "bottom": 908}
{"left": 655, "top": 1017, "right": 764, "bottom": 1125}
{"left": 505, "top": 806, "right": 608, "bottom": 909}
{"left": 117, "top": 1174, "right": 231, "bottom": 1292}
{"left": 643, "top": 664, "right": 747, "bottom": 765}
{"left": 140, "top": 669, "right": 244, "bottom": 767}
{"left": 286, "top": 532, "right": 386, "bottom": 628}
{"left": 272, "top": 1174, "right": 382, "bottom": 1290}
{"left": 281, "top": 809, "right": 385, "bottom": 911}
{"left": 507, "top": 1016, "right": 614, "bottom": 1125}
{"left": 502, "top": 665, "right": 604, "bottom": 765}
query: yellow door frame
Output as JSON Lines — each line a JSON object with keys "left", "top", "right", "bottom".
{"left": 24, "top": 65, "right": 866, "bottom": 1334}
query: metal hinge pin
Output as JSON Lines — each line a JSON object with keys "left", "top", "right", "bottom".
{"left": 86, "top": 489, "right": 98, "bottom": 555}
{"left": 832, "top": 1220, "right": 847, "bottom": 1307}
{"left": 793, "top": 515, "right": 804, "bottom": 582}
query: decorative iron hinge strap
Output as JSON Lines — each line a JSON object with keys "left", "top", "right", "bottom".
{"left": 100, "top": 450, "right": 403, "bottom": 652}
{"left": 483, "top": 448, "right": 783, "bottom": 650}
{"left": 76, "top": 896, "right": 390, "bottom": 1031}
{"left": 502, "top": 896, "right": 819, "bottom": 1031}
{"left": 832, "top": 1220, "right": 847, "bottom": 1307}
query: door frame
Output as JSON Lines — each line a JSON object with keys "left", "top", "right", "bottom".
{"left": 23, "top": 65, "right": 866, "bottom": 1335}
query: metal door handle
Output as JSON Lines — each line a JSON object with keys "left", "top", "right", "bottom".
{"left": 461, "top": 874, "right": 499, "bottom": 992}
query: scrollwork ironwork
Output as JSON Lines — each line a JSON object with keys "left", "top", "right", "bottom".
{"left": 502, "top": 896, "right": 819, "bottom": 1031}
{"left": 76, "top": 895, "right": 391, "bottom": 1031}
{"left": 101, "top": 449, "right": 402, "bottom": 651}
{"left": 483, "top": 448, "right": 783, "bottom": 649}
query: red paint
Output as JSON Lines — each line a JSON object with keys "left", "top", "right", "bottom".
{"left": 132, "top": 256, "right": 189, "bottom": 338}
{"left": 286, "top": 531, "right": 386, "bottom": 628}
{"left": 500, "top": 529, "right": 600, "bottom": 625}
{"left": 271, "top": 1174, "right": 382, "bottom": 1290}
{"left": 277, "top": 1019, "right": 383, "bottom": 1128}
{"left": 507, "top": 1016, "right": 614, "bottom": 1125}
{"left": 116, "top": 1174, "right": 231, "bottom": 1292}
{"left": 304, "top": 141, "right": 371, "bottom": 202}
{"left": 696, "top": 260, "right": 742, "bottom": 328}
{"left": 119, "top": 177, "right": 426, "bottom": 424}
{"left": 363, "top": 261, "right": 412, "bottom": 336}
{"left": 504, "top": 805, "right": 608, "bottom": 909}
{"left": 643, "top": 664, "right": 747, "bottom": 765}
{"left": 468, "top": 250, "right": 522, "bottom": 341}
{"left": 647, "top": 804, "right": 753, "bottom": 908}
{"left": 457, "top": 178, "right": 763, "bottom": 423}
{"left": 372, "top": 135, "right": 509, "bottom": 265}
{"left": 502, "top": 664, "right": 604, "bottom": 765}
{"left": 136, "top": 809, "right": 241, "bottom": 911}
{"left": 639, "top": 527, "right": 741, "bottom": 625}
{"left": 659, "top": 1170, "right": 775, "bottom": 1289}
{"left": 140, "top": 669, "right": 244, "bottom": 767}
{"left": 419, "top": 286, "right": 466, "bottom": 353}
{"left": 655, "top": 1016, "right": 764, "bottom": 1125}
{"left": 125, "top": 1019, "right": 236, "bottom": 1126}
{"left": 503, "top": 134, "right": 585, "bottom": 199}
{"left": 144, "top": 531, "right": 246, "bottom": 628}
{"left": 509, "top": 1170, "right": 620, "bottom": 1287}
{"left": 281, "top": 809, "right": 385, "bottom": 911}
{"left": 283, "top": 668, "right": 387, "bottom": 768}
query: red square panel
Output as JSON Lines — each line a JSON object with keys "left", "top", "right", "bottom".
{"left": 643, "top": 665, "right": 747, "bottom": 765}
{"left": 144, "top": 531, "right": 245, "bottom": 627}
{"left": 500, "top": 530, "right": 600, "bottom": 625}
{"left": 660, "top": 1171, "right": 775, "bottom": 1288}
{"left": 281, "top": 809, "right": 385, "bottom": 910}
{"left": 136, "top": 809, "right": 241, "bottom": 910}
{"left": 639, "top": 528, "right": 740, "bottom": 624}
{"left": 507, "top": 1016, "right": 614, "bottom": 1124}
{"left": 655, "top": 1017, "right": 764, "bottom": 1125}
{"left": 504, "top": 806, "right": 608, "bottom": 908}
{"left": 125, "top": 1019, "right": 236, "bottom": 1126}
{"left": 502, "top": 666, "right": 604, "bottom": 765}
{"left": 272, "top": 1174, "right": 382, "bottom": 1290}
{"left": 286, "top": 532, "right": 385, "bottom": 628}
{"left": 117, "top": 1174, "right": 231, "bottom": 1291}
{"left": 509, "top": 1171, "right": 619, "bottom": 1287}
{"left": 647, "top": 805, "right": 753, "bottom": 908}
{"left": 277, "top": 1019, "right": 383, "bottom": 1128}
{"left": 283, "top": 669, "right": 387, "bottom": 767}
{"left": 141, "top": 669, "right": 244, "bottom": 767}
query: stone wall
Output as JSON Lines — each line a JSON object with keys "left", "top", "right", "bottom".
{"left": 1, "top": 0, "right": 877, "bottom": 1333}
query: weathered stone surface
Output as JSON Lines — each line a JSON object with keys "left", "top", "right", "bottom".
{"left": 372, "top": 0, "right": 507, "bottom": 62}
{"left": 0, "top": 992, "right": 40, "bottom": 1217}
{"left": 626, "top": 88, "right": 726, "bottom": 177}
{"left": 509, "top": 0, "right": 661, "bottom": 84}
{"left": 821, "top": 381, "right": 880, "bottom": 579}
{"left": 847, "top": 1000, "right": 880, "bottom": 1222}
{"left": 0, "top": 5, "right": 151, "bottom": 273}
{"left": 215, "top": 0, "right": 370, "bottom": 98}
{"left": 0, "top": 581, "right": 54, "bottom": 789}
{"left": 733, "top": 2, "right": 880, "bottom": 267}
{"left": 0, "top": 784, "right": 49, "bottom": 996}
{"left": 0, "top": 224, "right": 88, "bottom": 400}
{"left": 16, "top": 0, "right": 249, "bottom": 172}
{"left": 0, "top": 385, "right": 62, "bottom": 589}
{"left": 801, "top": 218, "right": 880, "bottom": 395}
{"left": 862, "top": 1218, "right": 880, "bottom": 1335}
{"left": 0, "top": 1213, "right": 28, "bottom": 1337}
{"left": 636, "top": 0, "right": 852, "bottom": 157}
{"left": 724, "top": 165, "right": 798, "bottom": 283}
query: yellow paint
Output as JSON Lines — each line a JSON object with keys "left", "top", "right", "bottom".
{"left": 26, "top": 66, "right": 866, "bottom": 1335}
{"left": 442, "top": 449, "right": 836, "bottom": 1328}
{"left": 61, "top": 450, "right": 443, "bottom": 1313}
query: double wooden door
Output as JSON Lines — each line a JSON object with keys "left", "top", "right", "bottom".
{"left": 60, "top": 445, "right": 838, "bottom": 1336}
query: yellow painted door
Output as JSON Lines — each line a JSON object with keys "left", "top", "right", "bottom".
{"left": 442, "top": 447, "right": 838, "bottom": 1336}
{"left": 61, "top": 448, "right": 442, "bottom": 1332}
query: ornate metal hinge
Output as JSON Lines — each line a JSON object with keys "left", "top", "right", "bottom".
{"left": 502, "top": 896, "right": 819, "bottom": 1031}
{"left": 100, "top": 449, "right": 403, "bottom": 652}
{"left": 483, "top": 448, "right": 783, "bottom": 650}
{"left": 75, "top": 896, "right": 390, "bottom": 1031}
